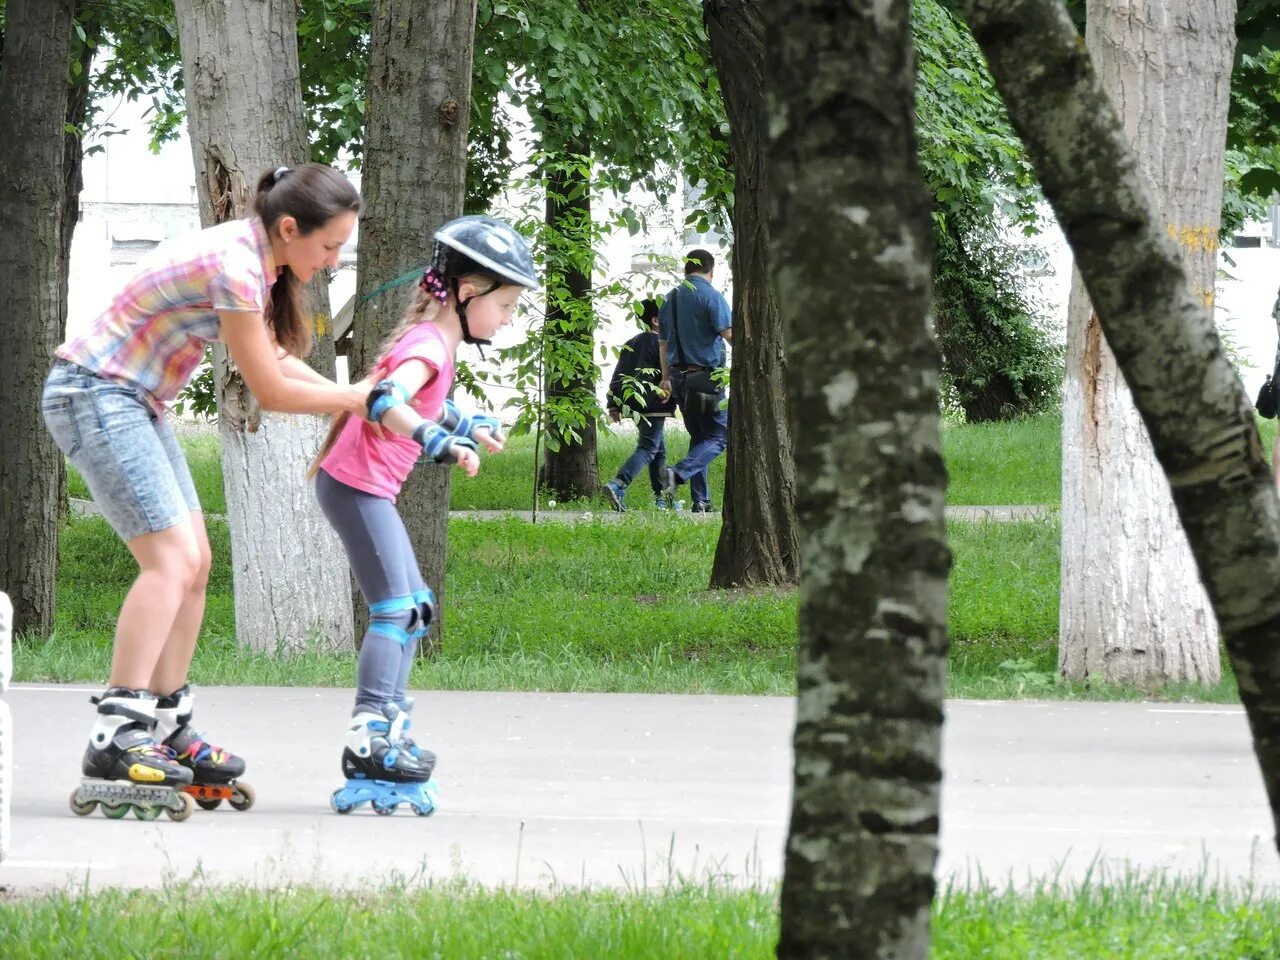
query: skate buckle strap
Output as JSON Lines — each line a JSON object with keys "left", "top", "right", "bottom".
{"left": 92, "top": 700, "right": 158, "bottom": 727}
{"left": 381, "top": 746, "right": 402, "bottom": 769}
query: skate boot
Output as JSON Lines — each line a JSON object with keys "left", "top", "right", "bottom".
{"left": 156, "top": 684, "right": 254, "bottom": 812}
{"left": 392, "top": 697, "right": 438, "bottom": 771}
{"left": 70, "top": 687, "right": 196, "bottom": 822}
{"left": 330, "top": 703, "right": 438, "bottom": 816}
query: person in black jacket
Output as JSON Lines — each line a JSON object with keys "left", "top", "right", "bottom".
{"left": 601, "top": 299, "right": 678, "bottom": 511}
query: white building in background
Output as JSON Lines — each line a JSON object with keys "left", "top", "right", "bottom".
{"left": 70, "top": 91, "right": 1278, "bottom": 415}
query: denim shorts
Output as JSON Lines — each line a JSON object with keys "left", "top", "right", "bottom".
{"left": 42, "top": 360, "right": 201, "bottom": 541}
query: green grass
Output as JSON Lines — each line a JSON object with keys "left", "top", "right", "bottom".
{"left": 15, "top": 512, "right": 1242, "bottom": 703}
{"left": 65, "top": 414, "right": 1280, "bottom": 514}
{"left": 3, "top": 873, "right": 1277, "bottom": 959}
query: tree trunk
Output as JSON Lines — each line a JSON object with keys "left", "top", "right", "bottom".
{"left": 1056, "top": 0, "right": 1235, "bottom": 686}
{"left": 957, "top": 0, "right": 1280, "bottom": 867}
{"left": 704, "top": 0, "right": 800, "bottom": 589}
{"left": 0, "top": 0, "right": 75, "bottom": 638}
{"left": 175, "top": 0, "right": 353, "bottom": 653}
{"left": 351, "top": 0, "right": 478, "bottom": 652}
{"left": 61, "top": 11, "right": 95, "bottom": 341}
{"left": 767, "top": 2, "right": 948, "bottom": 957}
{"left": 539, "top": 140, "right": 599, "bottom": 501}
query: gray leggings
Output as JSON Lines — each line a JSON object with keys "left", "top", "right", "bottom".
{"left": 315, "top": 469, "right": 433, "bottom": 713}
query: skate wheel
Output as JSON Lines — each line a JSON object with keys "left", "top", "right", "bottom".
{"left": 373, "top": 804, "right": 396, "bottom": 816}
{"left": 101, "top": 803, "right": 131, "bottom": 820}
{"left": 69, "top": 790, "right": 97, "bottom": 817}
{"left": 195, "top": 798, "right": 222, "bottom": 811}
{"left": 166, "top": 792, "right": 195, "bottom": 823}
{"left": 412, "top": 804, "right": 434, "bottom": 817}
{"left": 228, "top": 781, "right": 255, "bottom": 812}
{"left": 133, "top": 804, "right": 161, "bottom": 821}
{"left": 330, "top": 791, "right": 353, "bottom": 815}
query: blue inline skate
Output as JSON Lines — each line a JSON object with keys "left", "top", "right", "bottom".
{"left": 330, "top": 702, "right": 438, "bottom": 816}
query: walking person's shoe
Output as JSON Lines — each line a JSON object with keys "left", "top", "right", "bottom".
{"left": 660, "top": 466, "right": 680, "bottom": 504}
{"left": 654, "top": 495, "right": 671, "bottom": 510}
{"left": 601, "top": 480, "right": 627, "bottom": 513}
{"left": 691, "top": 501, "right": 716, "bottom": 514}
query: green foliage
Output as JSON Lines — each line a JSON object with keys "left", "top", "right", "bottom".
{"left": 915, "top": 0, "right": 1040, "bottom": 232}
{"left": 915, "top": 2, "right": 1062, "bottom": 422}
{"left": 74, "top": 1, "right": 184, "bottom": 154}
{"left": 933, "top": 212, "right": 1062, "bottom": 422}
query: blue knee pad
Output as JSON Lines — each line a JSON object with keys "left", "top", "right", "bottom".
{"left": 369, "top": 590, "right": 437, "bottom": 646}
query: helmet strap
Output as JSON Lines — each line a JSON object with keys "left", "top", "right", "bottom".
{"left": 451, "top": 277, "right": 502, "bottom": 358}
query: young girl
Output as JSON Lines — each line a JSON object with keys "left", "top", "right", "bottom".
{"left": 47, "top": 164, "right": 367, "bottom": 820}
{"left": 313, "top": 215, "right": 538, "bottom": 816}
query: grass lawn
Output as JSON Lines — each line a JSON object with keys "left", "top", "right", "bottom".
{"left": 15, "top": 510, "right": 1240, "bottom": 703}
{"left": 2, "top": 874, "right": 1276, "bottom": 959}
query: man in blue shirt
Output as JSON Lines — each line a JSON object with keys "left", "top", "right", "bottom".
{"left": 657, "top": 249, "right": 732, "bottom": 512}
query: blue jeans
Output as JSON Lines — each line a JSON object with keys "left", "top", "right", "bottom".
{"left": 41, "top": 360, "right": 200, "bottom": 541}
{"left": 671, "top": 369, "right": 728, "bottom": 506}
{"left": 613, "top": 415, "right": 667, "bottom": 494}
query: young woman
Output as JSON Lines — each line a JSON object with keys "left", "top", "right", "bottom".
{"left": 48, "top": 163, "right": 366, "bottom": 819}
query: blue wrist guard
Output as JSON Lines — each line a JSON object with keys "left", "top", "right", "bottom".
{"left": 440, "top": 398, "right": 503, "bottom": 443}
{"left": 412, "top": 421, "right": 477, "bottom": 464}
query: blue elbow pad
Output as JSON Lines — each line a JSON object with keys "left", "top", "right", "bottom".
{"left": 412, "top": 421, "right": 477, "bottom": 464}
{"left": 366, "top": 379, "right": 411, "bottom": 423}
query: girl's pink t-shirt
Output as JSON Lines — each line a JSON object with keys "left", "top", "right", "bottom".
{"left": 319, "top": 323, "right": 454, "bottom": 501}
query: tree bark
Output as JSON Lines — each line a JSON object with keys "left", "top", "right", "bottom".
{"left": 351, "top": 0, "right": 478, "bottom": 652}
{"left": 957, "top": 0, "right": 1280, "bottom": 863}
{"left": 175, "top": 0, "right": 353, "bottom": 653}
{"left": 767, "top": 3, "right": 948, "bottom": 957}
{"left": 1054, "top": 0, "right": 1235, "bottom": 686}
{"left": 0, "top": 0, "right": 75, "bottom": 638}
{"left": 704, "top": 0, "right": 800, "bottom": 588}
{"left": 539, "top": 139, "right": 600, "bottom": 502}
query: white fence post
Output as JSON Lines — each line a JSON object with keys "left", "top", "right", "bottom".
{"left": 0, "top": 592, "right": 12, "bottom": 862}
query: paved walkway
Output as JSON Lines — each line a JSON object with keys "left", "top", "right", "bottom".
{"left": 1, "top": 687, "right": 1272, "bottom": 893}
{"left": 68, "top": 498, "right": 1052, "bottom": 525}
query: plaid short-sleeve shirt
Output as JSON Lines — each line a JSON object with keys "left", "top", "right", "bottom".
{"left": 58, "top": 216, "right": 276, "bottom": 404}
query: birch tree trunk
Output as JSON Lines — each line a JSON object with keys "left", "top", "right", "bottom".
{"left": 704, "top": 0, "right": 800, "bottom": 589}
{"left": 0, "top": 0, "right": 74, "bottom": 638}
{"left": 767, "top": 2, "right": 948, "bottom": 956}
{"left": 958, "top": 0, "right": 1280, "bottom": 866}
{"left": 175, "top": 0, "right": 353, "bottom": 653}
{"left": 351, "top": 0, "right": 478, "bottom": 651}
{"left": 1057, "top": 0, "right": 1235, "bottom": 686}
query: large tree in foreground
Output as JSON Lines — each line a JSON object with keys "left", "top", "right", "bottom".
{"left": 1057, "top": 0, "right": 1236, "bottom": 686}
{"left": 0, "top": 0, "right": 75, "bottom": 637}
{"left": 958, "top": 0, "right": 1280, "bottom": 862}
{"left": 768, "top": 1, "right": 949, "bottom": 956}
{"left": 175, "top": 0, "right": 353, "bottom": 652}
